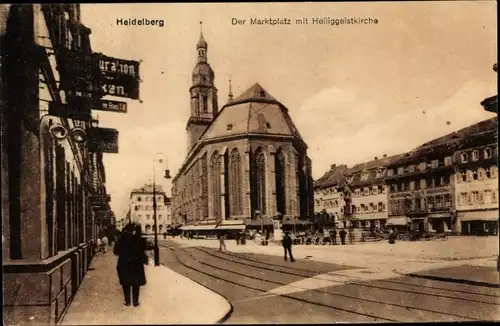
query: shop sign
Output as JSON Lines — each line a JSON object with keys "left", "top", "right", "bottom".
{"left": 88, "top": 127, "right": 119, "bottom": 153}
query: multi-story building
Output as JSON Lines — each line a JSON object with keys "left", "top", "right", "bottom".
{"left": 129, "top": 184, "right": 171, "bottom": 234}
{"left": 313, "top": 164, "right": 349, "bottom": 228}
{"left": 453, "top": 117, "right": 498, "bottom": 235}
{"left": 385, "top": 136, "right": 456, "bottom": 233}
{"left": 2, "top": 4, "right": 109, "bottom": 325}
{"left": 385, "top": 117, "right": 498, "bottom": 234}
{"left": 347, "top": 154, "right": 403, "bottom": 229}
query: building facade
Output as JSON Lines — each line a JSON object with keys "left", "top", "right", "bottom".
{"left": 2, "top": 4, "right": 111, "bottom": 325}
{"left": 313, "top": 164, "right": 349, "bottom": 227}
{"left": 347, "top": 154, "right": 402, "bottom": 229}
{"left": 129, "top": 184, "right": 172, "bottom": 234}
{"left": 172, "top": 31, "right": 314, "bottom": 225}
{"left": 453, "top": 118, "right": 498, "bottom": 235}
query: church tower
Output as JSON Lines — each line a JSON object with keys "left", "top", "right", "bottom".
{"left": 186, "top": 22, "right": 219, "bottom": 151}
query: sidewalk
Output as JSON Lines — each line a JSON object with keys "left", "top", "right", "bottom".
{"left": 60, "top": 251, "right": 232, "bottom": 325}
{"left": 404, "top": 264, "right": 500, "bottom": 288}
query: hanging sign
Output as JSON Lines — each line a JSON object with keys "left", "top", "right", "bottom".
{"left": 96, "top": 53, "right": 141, "bottom": 100}
{"left": 88, "top": 127, "right": 119, "bottom": 153}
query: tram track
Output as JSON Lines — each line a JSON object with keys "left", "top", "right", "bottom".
{"left": 195, "top": 247, "right": 500, "bottom": 307}
{"left": 206, "top": 246, "right": 500, "bottom": 298}
{"left": 161, "top": 244, "right": 489, "bottom": 322}
{"left": 161, "top": 244, "right": 397, "bottom": 322}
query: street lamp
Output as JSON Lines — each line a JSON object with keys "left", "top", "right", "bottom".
{"left": 152, "top": 152, "right": 171, "bottom": 266}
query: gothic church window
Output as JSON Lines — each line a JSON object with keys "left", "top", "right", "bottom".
{"left": 275, "top": 149, "right": 286, "bottom": 215}
{"left": 210, "top": 151, "right": 222, "bottom": 219}
{"left": 229, "top": 149, "right": 243, "bottom": 216}
{"left": 253, "top": 148, "right": 266, "bottom": 214}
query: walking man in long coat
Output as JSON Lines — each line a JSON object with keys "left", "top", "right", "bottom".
{"left": 114, "top": 223, "right": 148, "bottom": 307}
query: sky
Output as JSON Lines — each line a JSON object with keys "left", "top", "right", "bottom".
{"left": 80, "top": 2, "right": 497, "bottom": 219}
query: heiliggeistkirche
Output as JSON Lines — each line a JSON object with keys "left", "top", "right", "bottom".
{"left": 171, "top": 28, "right": 314, "bottom": 228}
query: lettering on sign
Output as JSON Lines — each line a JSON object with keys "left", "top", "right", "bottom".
{"left": 97, "top": 54, "right": 139, "bottom": 78}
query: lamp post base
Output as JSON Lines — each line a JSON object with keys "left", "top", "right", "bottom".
{"left": 154, "top": 245, "right": 160, "bottom": 266}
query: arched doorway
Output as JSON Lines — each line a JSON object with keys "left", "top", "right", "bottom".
{"left": 275, "top": 149, "right": 286, "bottom": 216}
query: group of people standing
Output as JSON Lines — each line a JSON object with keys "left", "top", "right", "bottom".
{"left": 328, "top": 228, "right": 353, "bottom": 245}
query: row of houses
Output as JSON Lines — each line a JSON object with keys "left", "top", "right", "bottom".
{"left": 314, "top": 116, "right": 498, "bottom": 235}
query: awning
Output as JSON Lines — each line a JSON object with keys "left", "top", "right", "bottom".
{"left": 428, "top": 213, "right": 452, "bottom": 219}
{"left": 216, "top": 225, "right": 246, "bottom": 230}
{"left": 282, "top": 219, "right": 312, "bottom": 226}
{"left": 352, "top": 214, "right": 386, "bottom": 221}
{"left": 246, "top": 216, "right": 274, "bottom": 226}
{"left": 180, "top": 225, "right": 216, "bottom": 231}
{"left": 458, "top": 210, "right": 498, "bottom": 222}
{"left": 386, "top": 216, "right": 409, "bottom": 226}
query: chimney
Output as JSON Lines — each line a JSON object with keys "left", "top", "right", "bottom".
{"left": 383, "top": 154, "right": 387, "bottom": 158}
{"left": 374, "top": 156, "right": 378, "bottom": 160}
{"left": 330, "top": 164, "right": 336, "bottom": 170}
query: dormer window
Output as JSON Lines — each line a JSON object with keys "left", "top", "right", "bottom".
{"left": 484, "top": 147, "right": 492, "bottom": 159}
{"left": 226, "top": 124, "right": 233, "bottom": 131}
{"left": 361, "top": 173, "right": 369, "bottom": 181}
{"left": 259, "top": 90, "right": 266, "bottom": 97}
{"left": 460, "top": 153, "right": 468, "bottom": 163}
{"left": 472, "top": 150, "right": 479, "bottom": 161}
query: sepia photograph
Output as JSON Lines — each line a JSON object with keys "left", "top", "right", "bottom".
{"left": 1, "top": 1, "right": 498, "bottom": 325}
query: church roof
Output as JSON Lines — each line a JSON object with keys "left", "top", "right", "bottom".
{"left": 199, "top": 83, "right": 304, "bottom": 142}
{"left": 197, "top": 32, "right": 207, "bottom": 48}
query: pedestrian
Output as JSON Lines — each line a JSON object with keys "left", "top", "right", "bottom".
{"left": 282, "top": 231, "right": 295, "bottom": 262}
{"left": 339, "top": 229, "right": 347, "bottom": 245}
{"left": 163, "top": 232, "right": 167, "bottom": 240}
{"left": 348, "top": 227, "right": 355, "bottom": 244}
{"left": 236, "top": 232, "right": 240, "bottom": 245}
{"left": 113, "top": 223, "right": 148, "bottom": 307}
{"left": 96, "top": 237, "right": 102, "bottom": 253}
{"left": 101, "top": 235, "right": 109, "bottom": 253}
{"left": 219, "top": 233, "right": 227, "bottom": 251}
{"left": 330, "top": 229, "right": 337, "bottom": 245}
{"left": 265, "top": 231, "right": 270, "bottom": 246}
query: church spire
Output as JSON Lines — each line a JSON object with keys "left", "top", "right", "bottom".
{"left": 228, "top": 77, "right": 234, "bottom": 103}
{"left": 197, "top": 21, "right": 208, "bottom": 63}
